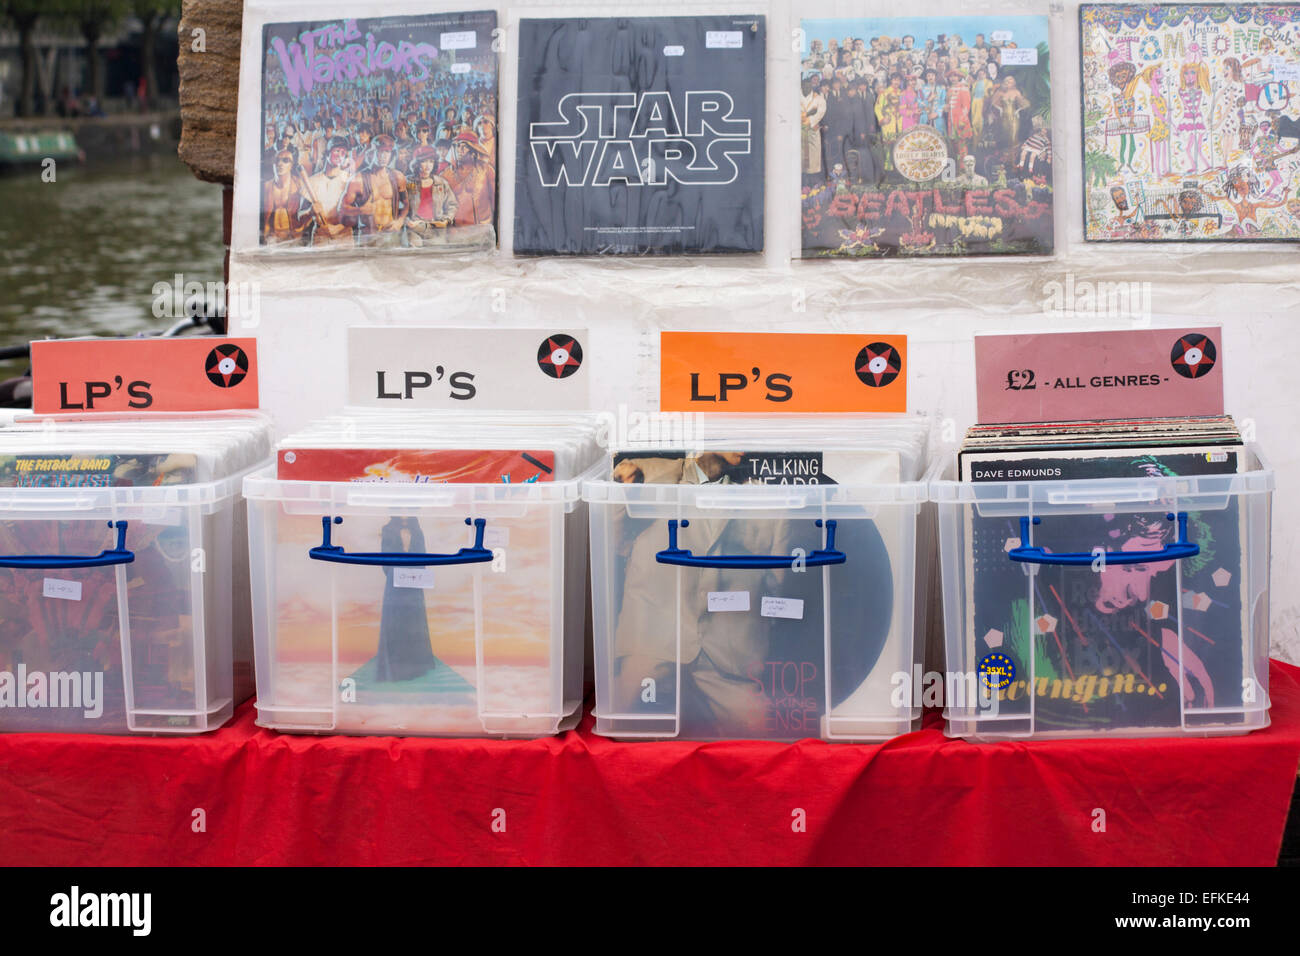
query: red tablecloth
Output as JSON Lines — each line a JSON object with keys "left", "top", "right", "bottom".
{"left": 4, "top": 660, "right": 1299, "bottom": 866}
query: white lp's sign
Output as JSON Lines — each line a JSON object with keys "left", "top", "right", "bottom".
{"left": 348, "top": 327, "right": 590, "bottom": 410}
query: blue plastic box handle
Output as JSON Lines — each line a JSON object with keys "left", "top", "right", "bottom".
{"left": 655, "top": 518, "right": 846, "bottom": 570}
{"left": 0, "top": 520, "right": 134, "bottom": 570}
{"left": 1008, "top": 512, "right": 1199, "bottom": 567}
{"left": 309, "top": 516, "right": 495, "bottom": 567}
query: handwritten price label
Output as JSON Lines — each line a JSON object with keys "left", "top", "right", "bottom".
{"left": 708, "top": 591, "right": 751, "bottom": 612}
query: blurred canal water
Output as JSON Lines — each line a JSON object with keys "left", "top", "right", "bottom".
{"left": 0, "top": 153, "right": 224, "bottom": 379}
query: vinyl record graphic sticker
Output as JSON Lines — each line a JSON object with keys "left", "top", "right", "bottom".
{"left": 206, "top": 344, "right": 249, "bottom": 388}
{"left": 855, "top": 343, "right": 901, "bottom": 388}
{"left": 1170, "top": 334, "right": 1216, "bottom": 379}
{"left": 538, "top": 334, "right": 583, "bottom": 379}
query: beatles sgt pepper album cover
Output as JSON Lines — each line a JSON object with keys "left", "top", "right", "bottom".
{"left": 1080, "top": 3, "right": 1300, "bottom": 241}
{"left": 800, "top": 16, "right": 1054, "bottom": 258}
{"left": 259, "top": 10, "right": 498, "bottom": 252}
{"left": 513, "top": 15, "right": 766, "bottom": 256}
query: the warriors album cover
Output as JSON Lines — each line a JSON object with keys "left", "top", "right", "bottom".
{"left": 800, "top": 16, "right": 1054, "bottom": 257}
{"left": 514, "top": 16, "right": 766, "bottom": 256}
{"left": 259, "top": 11, "right": 498, "bottom": 252}
{"left": 1081, "top": 3, "right": 1300, "bottom": 241}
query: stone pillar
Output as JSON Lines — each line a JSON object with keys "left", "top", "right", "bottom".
{"left": 177, "top": 0, "right": 243, "bottom": 186}
{"left": 177, "top": 1, "right": 242, "bottom": 315}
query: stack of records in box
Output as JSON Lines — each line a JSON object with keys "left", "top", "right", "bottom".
{"left": 604, "top": 414, "right": 929, "bottom": 739}
{"left": 275, "top": 410, "right": 602, "bottom": 483}
{"left": 0, "top": 412, "right": 273, "bottom": 486}
{"left": 0, "top": 412, "right": 273, "bottom": 732}
{"left": 610, "top": 414, "right": 929, "bottom": 485}
{"left": 254, "top": 410, "right": 603, "bottom": 736}
{"left": 957, "top": 414, "right": 1249, "bottom": 735}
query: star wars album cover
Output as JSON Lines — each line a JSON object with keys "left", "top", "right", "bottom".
{"left": 963, "top": 448, "right": 1251, "bottom": 734}
{"left": 1081, "top": 4, "right": 1300, "bottom": 241}
{"left": 259, "top": 11, "right": 498, "bottom": 252}
{"left": 800, "top": 16, "right": 1054, "bottom": 258}
{"left": 513, "top": 16, "right": 766, "bottom": 255}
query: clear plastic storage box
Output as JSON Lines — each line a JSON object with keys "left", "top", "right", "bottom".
{"left": 0, "top": 468, "right": 262, "bottom": 734}
{"left": 585, "top": 474, "right": 930, "bottom": 741}
{"left": 243, "top": 467, "right": 593, "bottom": 736}
{"left": 931, "top": 448, "right": 1273, "bottom": 741}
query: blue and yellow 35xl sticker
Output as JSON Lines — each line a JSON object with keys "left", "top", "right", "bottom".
{"left": 978, "top": 653, "right": 1015, "bottom": 691}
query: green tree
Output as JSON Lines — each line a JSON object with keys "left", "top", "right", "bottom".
{"left": 1085, "top": 148, "right": 1118, "bottom": 187}
{"left": 131, "top": 0, "right": 180, "bottom": 106}
{"left": 1, "top": 0, "right": 45, "bottom": 116}
{"left": 64, "top": 0, "right": 129, "bottom": 102}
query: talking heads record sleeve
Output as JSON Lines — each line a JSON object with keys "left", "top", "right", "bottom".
{"left": 259, "top": 11, "right": 498, "bottom": 252}
{"left": 1081, "top": 4, "right": 1300, "bottom": 241}
{"left": 514, "top": 16, "right": 766, "bottom": 256}
{"left": 800, "top": 16, "right": 1054, "bottom": 258}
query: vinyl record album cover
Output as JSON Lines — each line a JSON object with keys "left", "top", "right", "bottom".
{"left": 277, "top": 448, "right": 557, "bottom": 482}
{"left": 800, "top": 16, "right": 1054, "bottom": 257}
{"left": 964, "top": 449, "right": 1249, "bottom": 734}
{"left": 265, "top": 509, "right": 559, "bottom": 735}
{"left": 259, "top": 11, "right": 498, "bottom": 252}
{"left": 606, "top": 449, "right": 899, "bottom": 738}
{"left": 0, "top": 453, "right": 199, "bottom": 487}
{"left": 1080, "top": 4, "right": 1300, "bottom": 241}
{"left": 609, "top": 449, "right": 900, "bottom": 485}
{"left": 514, "top": 16, "right": 766, "bottom": 255}
{"left": 0, "top": 518, "right": 202, "bottom": 733}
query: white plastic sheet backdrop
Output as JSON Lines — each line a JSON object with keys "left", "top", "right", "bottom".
{"left": 229, "top": 0, "right": 1300, "bottom": 663}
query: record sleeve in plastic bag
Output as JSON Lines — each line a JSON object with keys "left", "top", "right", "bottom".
{"left": 514, "top": 15, "right": 766, "bottom": 255}
{"left": 258, "top": 10, "right": 498, "bottom": 253}
{"left": 800, "top": 16, "right": 1054, "bottom": 257}
{"left": 1080, "top": 3, "right": 1300, "bottom": 242}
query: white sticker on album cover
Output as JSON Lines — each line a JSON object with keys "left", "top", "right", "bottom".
{"left": 708, "top": 591, "right": 750, "bottom": 612}
{"left": 43, "top": 578, "right": 82, "bottom": 601}
{"left": 394, "top": 568, "right": 435, "bottom": 590}
{"left": 991, "top": 30, "right": 1013, "bottom": 43}
{"left": 440, "top": 31, "right": 475, "bottom": 50}
{"left": 664, "top": 45, "right": 685, "bottom": 56}
{"left": 1000, "top": 48, "right": 1037, "bottom": 66}
{"left": 706, "top": 31, "right": 743, "bottom": 49}
{"left": 451, "top": 62, "right": 471, "bottom": 74}
{"left": 761, "top": 596, "right": 804, "bottom": 620}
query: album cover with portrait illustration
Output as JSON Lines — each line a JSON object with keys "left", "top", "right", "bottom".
{"left": 961, "top": 443, "right": 1250, "bottom": 734}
